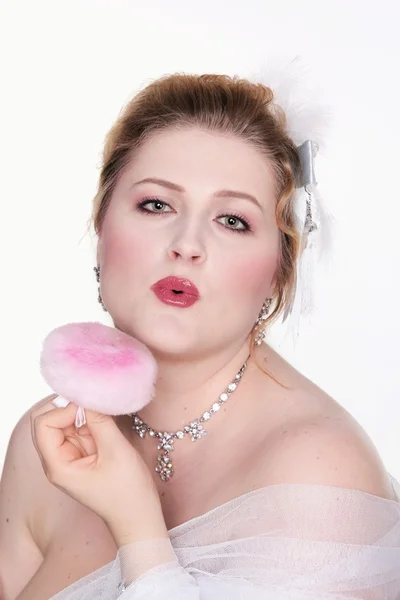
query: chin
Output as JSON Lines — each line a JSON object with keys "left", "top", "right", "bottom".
{"left": 112, "top": 312, "right": 200, "bottom": 358}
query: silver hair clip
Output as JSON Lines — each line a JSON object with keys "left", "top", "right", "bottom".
{"left": 296, "top": 140, "right": 319, "bottom": 188}
{"left": 296, "top": 140, "right": 318, "bottom": 238}
{"left": 282, "top": 139, "right": 321, "bottom": 324}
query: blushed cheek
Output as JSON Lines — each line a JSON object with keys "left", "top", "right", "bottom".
{"left": 225, "top": 250, "right": 279, "bottom": 299}
{"left": 98, "top": 222, "right": 150, "bottom": 271}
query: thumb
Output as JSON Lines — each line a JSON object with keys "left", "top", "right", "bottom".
{"left": 83, "top": 408, "right": 123, "bottom": 456}
{"left": 32, "top": 400, "right": 81, "bottom": 463}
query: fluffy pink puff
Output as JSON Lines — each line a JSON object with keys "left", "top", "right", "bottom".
{"left": 40, "top": 322, "right": 157, "bottom": 415}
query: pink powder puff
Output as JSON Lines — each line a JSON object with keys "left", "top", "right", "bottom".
{"left": 40, "top": 322, "right": 157, "bottom": 415}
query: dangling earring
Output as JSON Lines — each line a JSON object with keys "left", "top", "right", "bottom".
{"left": 93, "top": 266, "right": 107, "bottom": 312}
{"left": 253, "top": 298, "right": 272, "bottom": 346}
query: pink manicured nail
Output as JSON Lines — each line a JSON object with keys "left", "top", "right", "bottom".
{"left": 75, "top": 406, "right": 87, "bottom": 428}
{"left": 52, "top": 396, "right": 70, "bottom": 408}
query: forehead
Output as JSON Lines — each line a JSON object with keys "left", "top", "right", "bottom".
{"left": 121, "top": 127, "right": 277, "bottom": 206}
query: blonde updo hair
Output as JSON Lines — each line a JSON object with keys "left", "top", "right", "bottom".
{"left": 92, "top": 73, "right": 303, "bottom": 342}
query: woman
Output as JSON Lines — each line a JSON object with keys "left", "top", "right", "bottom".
{"left": 1, "top": 73, "right": 399, "bottom": 599}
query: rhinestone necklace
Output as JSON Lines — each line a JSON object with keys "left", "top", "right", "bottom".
{"left": 130, "top": 357, "right": 249, "bottom": 482}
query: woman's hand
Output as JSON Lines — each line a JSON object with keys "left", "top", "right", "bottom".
{"left": 30, "top": 399, "right": 168, "bottom": 547}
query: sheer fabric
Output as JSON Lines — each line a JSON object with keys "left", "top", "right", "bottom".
{"left": 51, "top": 478, "right": 400, "bottom": 600}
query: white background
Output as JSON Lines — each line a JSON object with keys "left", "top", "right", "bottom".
{"left": 0, "top": 0, "right": 399, "bottom": 480}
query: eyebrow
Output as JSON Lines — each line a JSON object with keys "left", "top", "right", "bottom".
{"left": 131, "top": 177, "right": 263, "bottom": 210}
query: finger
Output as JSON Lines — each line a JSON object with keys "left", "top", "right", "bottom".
{"left": 64, "top": 432, "right": 90, "bottom": 457}
{"left": 30, "top": 395, "right": 58, "bottom": 427}
{"left": 51, "top": 397, "right": 88, "bottom": 429}
{"left": 83, "top": 409, "right": 123, "bottom": 457}
{"left": 33, "top": 401, "right": 80, "bottom": 467}
{"left": 30, "top": 395, "right": 58, "bottom": 456}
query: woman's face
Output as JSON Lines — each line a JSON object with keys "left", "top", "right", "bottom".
{"left": 98, "top": 127, "right": 280, "bottom": 357}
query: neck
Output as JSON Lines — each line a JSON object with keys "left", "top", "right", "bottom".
{"left": 134, "top": 337, "right": 253, "bottom": 433}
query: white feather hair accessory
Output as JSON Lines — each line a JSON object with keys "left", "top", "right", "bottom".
{"left": 244, "top": 58, "right": 335, "bottom": 341}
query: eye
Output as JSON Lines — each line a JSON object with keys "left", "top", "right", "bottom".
{"left": 216, "top": 214, "right": 251, "bottom": 233}
{"left": 137, "top": 198, "right": 174, "bottom": 214}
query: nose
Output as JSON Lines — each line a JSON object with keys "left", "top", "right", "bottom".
{"left": 167, "top": 227, "right": 206, "bottom": 264}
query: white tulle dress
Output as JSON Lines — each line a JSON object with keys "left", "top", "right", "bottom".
{"left": 48, "top": 476, "right": 400, "bottom": 600}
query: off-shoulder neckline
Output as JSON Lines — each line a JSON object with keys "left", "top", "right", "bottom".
{"left": 49, "top": 477, "right": 400, "bottom": 600}
{"left": 167, "top": 476, "right": 400, "bottom": 536}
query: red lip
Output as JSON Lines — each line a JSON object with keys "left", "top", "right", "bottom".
{"left": 151, "top": 276, "right": 199, "bottom": 308}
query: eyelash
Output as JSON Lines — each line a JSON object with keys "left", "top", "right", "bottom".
{"left": 136, "top": 197, "right": 252, "bottom": 234}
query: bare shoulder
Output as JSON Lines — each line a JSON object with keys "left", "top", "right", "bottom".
{"left": 0, "top": 396, "right": 55, "bottom": 598}
{"left": 0, "top": 396, "right": 116, "bottom": 600}
{"left": 254, "top": 345, "right": 396, "bottom": 501}
{"left": 5, "top": 395, "right": 73, "bottom": 548}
